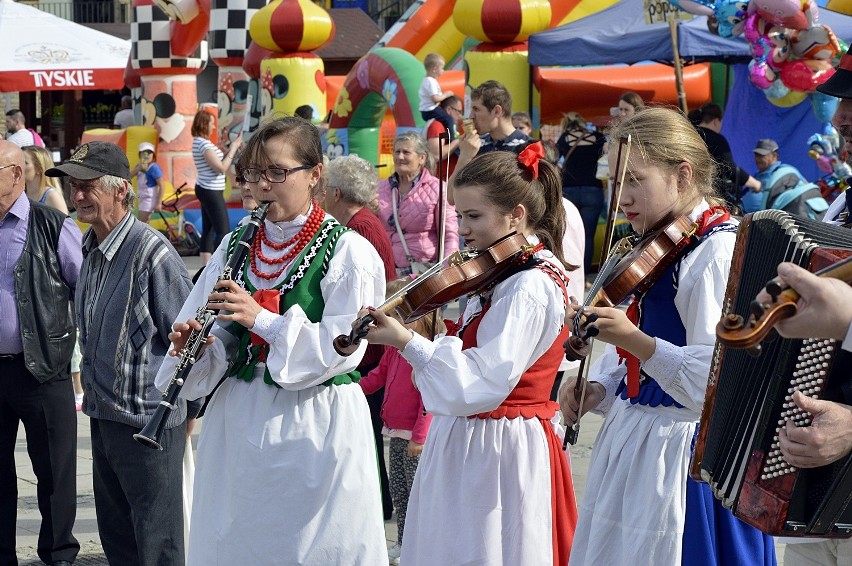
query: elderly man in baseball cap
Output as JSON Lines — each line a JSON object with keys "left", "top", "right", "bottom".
{"left": 46, "top": 141, "right": 196, "bottom": 565}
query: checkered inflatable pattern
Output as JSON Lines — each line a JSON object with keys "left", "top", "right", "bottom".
{"left": 209, "top": 0, "right": 268, "bottom": 60}
{"left": 132, "top": 3, "right": 208, "bottom": 70}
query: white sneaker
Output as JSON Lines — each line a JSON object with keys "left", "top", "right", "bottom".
{"left": 387, "top": 542, "right": 401, "bottom": 565}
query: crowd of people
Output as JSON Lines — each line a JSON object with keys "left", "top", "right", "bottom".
{"left": 3, "top": 44, "right": 852, "bottom": 566}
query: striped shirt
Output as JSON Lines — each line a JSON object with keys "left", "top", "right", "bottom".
{"left": 81, "top": 211, "right": 134, "bottom": 331}
{"left": 192, "top": 136, "right": 226, "bottom": 191}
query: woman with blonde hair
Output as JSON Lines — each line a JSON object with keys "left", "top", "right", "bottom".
{"left": 560, "top": 107, "right": 775, "bottom": 565}
{"left": 23, "top": 145, "right": 68, "bottom": 214}
{"left": 556, "top": 111, "right": 605, "bottom": 272}
{"left": 377, "top": 131, "right": 458, "bottom": 276}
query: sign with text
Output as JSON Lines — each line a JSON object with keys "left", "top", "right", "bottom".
{"left": 643, "top": 0, "right": 694, "bottom": 24}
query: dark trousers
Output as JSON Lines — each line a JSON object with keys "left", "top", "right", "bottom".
{"left": 0, "top": 355, "right": 78, "bottom": 566}
{"left": 90, "top": 418, "right": 186, "bottom": 566}
{"left": 421, "top": 107, "right": 455, "bottom": 137}
{"left": 563, "top": 185, "right": 605, "bottom": 273}
{"left": 195, "top": 185, "right": 230, "bottom": 254}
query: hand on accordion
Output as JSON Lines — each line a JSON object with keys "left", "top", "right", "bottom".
{"left": 557, "top": 376, "right": 605, "bottom": 426}
{"left": 779, "top": 391, "right": 852, "bottom": 468}
{"left": 756, "top": 262, "right": 852, "bottom": 342}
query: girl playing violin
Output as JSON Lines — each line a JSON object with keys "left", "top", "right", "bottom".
{"left": 356, "top": 143, "right": 578, "bottom": 565}
{"left": 560, "top": 107, "right": 776, "bottom": 565}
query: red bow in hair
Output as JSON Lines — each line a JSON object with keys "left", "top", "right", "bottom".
{"left": 518, "top": 141, "right": 545, "bottom": 179}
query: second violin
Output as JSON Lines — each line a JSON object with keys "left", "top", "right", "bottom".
{"left": 333, "top": 232, "right": 538, "bottom": 356}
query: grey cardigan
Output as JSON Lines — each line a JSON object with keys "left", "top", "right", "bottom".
{"left": 76, "top": 216, "right": 194, "bottom": 429}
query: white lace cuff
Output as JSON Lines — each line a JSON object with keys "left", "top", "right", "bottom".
{"left": 250, "top": 308, "right": 284, "bottom": 344}
{"left": 401, "top": 332, "right": 436, "bottom": 369}
{"left": 641, "top": 338, "right": 684, "bottom": 390}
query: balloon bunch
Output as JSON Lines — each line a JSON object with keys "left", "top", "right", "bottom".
{"left": 743, "top": 0, "right": 842, "bottom": 106}
{"left": 670, "top": 0, "right": 845, "bottom": 107}
{"left": 807, "top": 124, "right": 851, "bottom": 202}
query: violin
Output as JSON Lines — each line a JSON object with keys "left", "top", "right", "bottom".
{"left": 333, "top": 232, "right": 537, "bottom": 356}
{"left": 716, "top": 254, "right": 852, "bottom": 352}
{"left": 564, "top": 215, "right": 699, "bottom": 360}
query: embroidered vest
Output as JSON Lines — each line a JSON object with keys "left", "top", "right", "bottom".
{"left": 225, "top": 219, "right": 357, "bottom": 387}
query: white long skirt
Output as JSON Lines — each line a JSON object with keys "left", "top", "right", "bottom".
{"left": 187, "top": 377, "right": 386, "bottom": 566}
{"left": 569, "top": 400, "right": 696, "bottom": 566}
{"left": 400, "top": 414, "right": 558, "bottom": 565}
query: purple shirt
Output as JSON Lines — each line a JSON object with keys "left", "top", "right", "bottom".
{"left": 0, "top": 192, "right": 83, "bottom": 354}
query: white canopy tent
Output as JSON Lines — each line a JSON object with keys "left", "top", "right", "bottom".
{"left": 0, "top": 0, "right": 130, "bottom": 92}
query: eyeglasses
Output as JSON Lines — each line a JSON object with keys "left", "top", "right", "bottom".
{"left": 0, "top": 164, "right": 18, "bottom": 173}
{"left": 448, "top": 106, "right": 463, "bottom": 113}
{"left": 242, "top": 165, "right": 313, "bottom": 184}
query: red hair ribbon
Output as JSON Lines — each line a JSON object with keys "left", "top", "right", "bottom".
{"left": 518, "top": 141, "right": 545, "bottom": 179}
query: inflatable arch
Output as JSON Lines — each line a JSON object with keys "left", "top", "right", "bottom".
{"left": 323, "top": 47, "right": 426, "bottom": 167}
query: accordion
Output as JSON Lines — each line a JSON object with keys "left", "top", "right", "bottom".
{"left": 692, "top": 209, "right": 852, "bottom": 537}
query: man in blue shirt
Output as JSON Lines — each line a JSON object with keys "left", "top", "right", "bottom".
{"left": 749, "top": 138, "right": 827, "bottom": 219}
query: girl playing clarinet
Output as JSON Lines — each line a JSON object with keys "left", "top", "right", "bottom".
{"left": 156, "top": 117, "right": 388, "bottom": 565}
{"left": 356, "top": 143, "right": 578, "bottom": 565}
{"left": 560, "top": 107, "right": 776, "bottom": 565}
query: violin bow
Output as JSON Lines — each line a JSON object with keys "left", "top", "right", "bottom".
{"left": 430, "top": 130, "right": 451, "bottom": 340}
{"left": 564, "top": 134, "right": 632, "bottom": 448}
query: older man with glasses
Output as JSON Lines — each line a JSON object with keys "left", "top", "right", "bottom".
{"left": 0, "top": 140, "right": 82, "bottom": 566}
{"left": 426, "top": 94, "right": 463, "bottom": 178}
{"left": 46, "top": 141, "right": 196, "bottom": 566}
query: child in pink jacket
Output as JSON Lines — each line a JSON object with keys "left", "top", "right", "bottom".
{"left": 359, "top": 278, "right": 445, "bottom": 565}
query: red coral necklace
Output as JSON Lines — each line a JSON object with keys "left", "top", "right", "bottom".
{"left": 250, "top": 201, "right": 325, "bottom": 280}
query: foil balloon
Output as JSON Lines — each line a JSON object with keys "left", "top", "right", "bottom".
{"left": 780, "top": 58, "right": 835, "bottom": 91}
{"left": 714, "top": 0, "right": 748, "bottom": 37}
{"left": 668, "top": 0, "right": 715, "bottom": 15}
{"left": 767, "top": 88, "right": 809, "bottom": 106}
{"left": 811, "top": 90, "right": 840, "bottom": 123}
{"left": 749, "top": 58, "right": 777, "bottom": 89}
{"left": 765, "top": 78, "right": 791, "bottom": 98}
{"left": 748, "top": 0, "right": 818, "bottom": 30}
{"left": 790, "top": 25, "right": 841, "bottom": 61}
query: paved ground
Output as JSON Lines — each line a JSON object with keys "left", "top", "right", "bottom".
{"left": 13, "top": 262, "right": 789, "bottom": 564}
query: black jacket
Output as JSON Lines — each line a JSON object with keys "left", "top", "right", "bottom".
{"left": 15, "top": 202, "right": 76, "bottom": 382}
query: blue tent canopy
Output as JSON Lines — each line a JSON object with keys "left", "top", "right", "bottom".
{"left": 528, "top": 0, "right": 852, "bottom": 67}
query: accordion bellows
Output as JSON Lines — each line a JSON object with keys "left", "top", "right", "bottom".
{"left": 692, "top": 209, "right": 852, "bottom": 537}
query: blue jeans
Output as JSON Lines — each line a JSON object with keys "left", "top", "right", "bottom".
{"left": 563, "top": 186, "right": 604, "bottom": 273}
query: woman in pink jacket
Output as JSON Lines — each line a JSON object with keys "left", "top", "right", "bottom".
{"left": 359, "top": 277, "right": 445, "bottom": 564}
{"left": 377, "top": 132, "right": 458, "bottom": 276}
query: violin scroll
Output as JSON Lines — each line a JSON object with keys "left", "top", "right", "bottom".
{"left": 715, "top": 291, "right": 800, "bottom": 351}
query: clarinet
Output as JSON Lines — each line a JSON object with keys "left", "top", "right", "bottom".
{"left": 134, "top": 202, "right": 271, "bottom": 450}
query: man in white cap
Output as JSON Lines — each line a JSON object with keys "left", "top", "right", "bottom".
{"left": 130, "top": 141, "right": 165, "bottom": 224}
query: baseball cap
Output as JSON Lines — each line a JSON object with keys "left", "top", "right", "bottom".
{"left": 817, "top": 48, "right": 852, "bottom": 99}
{"left": 138, "top": 142, "right": 155, "bottom": 153}
{"left": 753, "top": 139, "right": 779, "bottom": 155}
{"left": 46, "top": 141, "right": 131, "bottom": 180}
